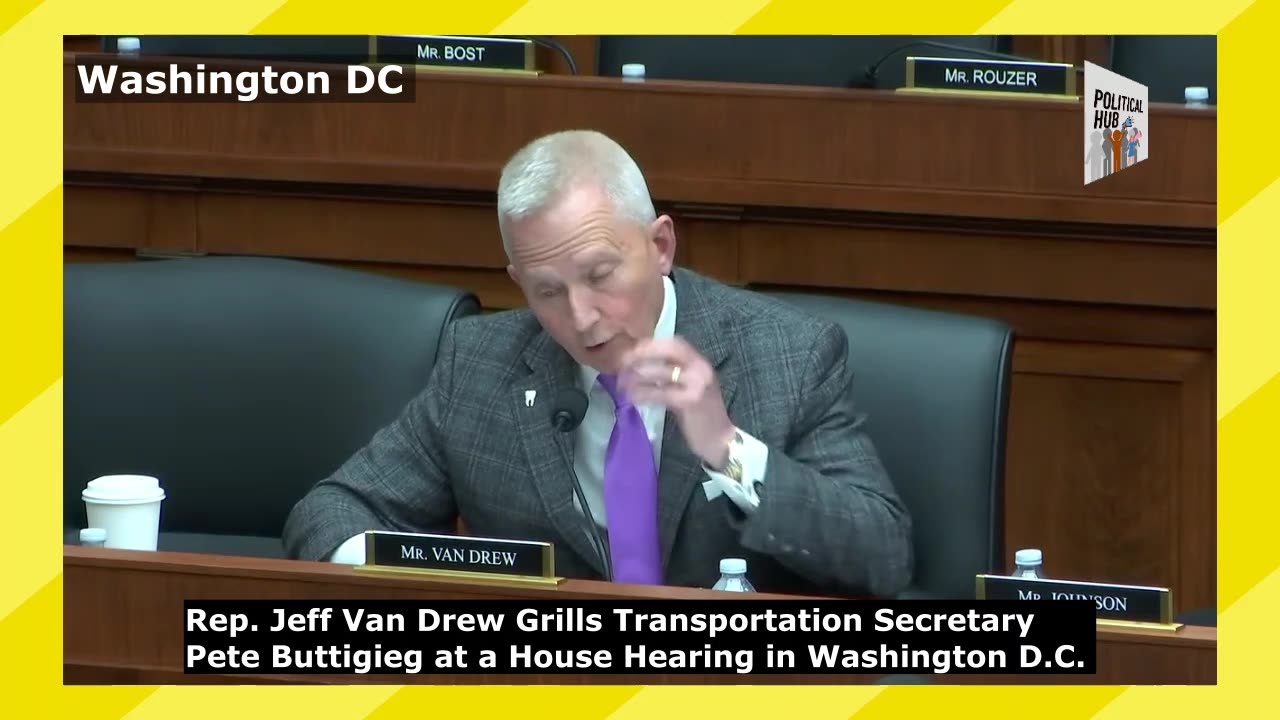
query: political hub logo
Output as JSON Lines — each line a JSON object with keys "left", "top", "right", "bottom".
{"left": 1083, "top": 61, "right": 1148, "bottom": 185}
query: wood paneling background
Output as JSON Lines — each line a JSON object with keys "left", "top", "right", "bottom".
{"left": 63, "top": 53, "right": 1216, "bottom": 612}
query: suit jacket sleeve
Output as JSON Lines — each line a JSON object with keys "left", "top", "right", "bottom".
{"left": 733, "top": 321, "right": 914, "bottom": 597}
{"left": 282, "top": 322, "right": 460, "bottom": 561}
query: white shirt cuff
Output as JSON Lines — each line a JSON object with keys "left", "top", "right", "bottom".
{"left": 329, "top": 533, "right": 367, "bottom": 564}
{"left": 701, "top": 428, "right": 768, "bottom": 512}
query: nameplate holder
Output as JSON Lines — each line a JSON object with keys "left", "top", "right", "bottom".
{"left": 976, "top": 574, "right": 1177, "bottom": 631}
{"left": 356, "top": 530, "right": 561, "bottom": 587}
{"left": 904, "top": 56, "right": 1076, "bottom": 99}
{"left": 370, "top": 35, "right": 536, "bottom": 74}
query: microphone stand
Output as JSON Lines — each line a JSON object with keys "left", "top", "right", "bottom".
{"left": 553, "top": 405, "right": 614, "bottom": 582}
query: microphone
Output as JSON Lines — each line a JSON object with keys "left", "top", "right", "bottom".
{"left": 856, "top": 40, "right": 1040, "bottom": 89}
{"left": 550, "top": 387, "right": 614, "bottom": 581}
{"left": 551, "top": 387, "right": 588, "bottom": 432}
{"left": 522, "top": 36, "right": 578, "bottom": 75}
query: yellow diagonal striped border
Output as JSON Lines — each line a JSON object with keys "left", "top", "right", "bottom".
{"left": 4, "top": 0, "right": 1261, "bottom": 716}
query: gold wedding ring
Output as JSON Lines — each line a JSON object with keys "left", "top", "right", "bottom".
{"left": 670, "top": 365, "right": 682, "bottom": 385}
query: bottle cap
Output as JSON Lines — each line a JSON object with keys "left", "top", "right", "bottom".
{"left": 117, "top": 37, "right": 141, "bottom": 53}
{"left": 1015, "top": 548, "right": 1042, "bottom": 566}
{"left": 621, "top": 63, "right": 646, "bottom": 79}
{"left": 80, "top": 528, "right": 107, "bottom": 543}
{"left": 719, "top": 557, "right": 747, "bottom": 574}
{"left": 1184, "top": 86, "right": 1209, "bottom": 102}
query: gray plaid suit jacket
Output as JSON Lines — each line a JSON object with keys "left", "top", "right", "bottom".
{"left": 283, "top": 267, "right": 913, "bottom": 597}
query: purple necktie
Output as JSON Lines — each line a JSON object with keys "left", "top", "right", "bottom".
{"left": 597, "top": 373, "right": 663, "bottom": 584}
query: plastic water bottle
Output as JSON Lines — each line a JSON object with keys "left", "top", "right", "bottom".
{"left": 621, "top": 63, "right": 646, "bottom": 83}
{"left": 1184, "top": 86, "right": 1210, "bottom": 107}
{"left": 117, "top": 37, "right": 141, "bottom": 57}
{"left": 1013, "top": 548, "right": 1043, "bottom": 579}
{"left": 713, "top": 558, "right": 755, "bottom": 592}
{"left": 79, "top": 528, "right": 107, "bottom": 548}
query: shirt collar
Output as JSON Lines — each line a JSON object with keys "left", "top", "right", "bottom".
{"left": 579, "top": 273, "right": 677, "bottom": 392}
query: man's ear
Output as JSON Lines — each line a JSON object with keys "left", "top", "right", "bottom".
{"left": 651, "top": 215, "right": 677, "bottom": 275}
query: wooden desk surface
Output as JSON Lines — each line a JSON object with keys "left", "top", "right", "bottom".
{"left": 63, "top": 546, "right": 1215, "bottom": 685}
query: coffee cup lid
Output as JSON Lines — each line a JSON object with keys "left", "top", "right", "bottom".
{"left": 82, "top": 474, "right": 166, "bottom": 504}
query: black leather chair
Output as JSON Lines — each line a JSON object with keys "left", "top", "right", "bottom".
{"left": 64, "top": 257, "right": 480, "bottom": 558}
{"left": 767, "top": 292, "right": 1013, "bottom": 599}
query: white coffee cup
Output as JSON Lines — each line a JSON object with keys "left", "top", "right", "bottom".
{"left": 82, "top": 475, "right": 166, "bottom": 551}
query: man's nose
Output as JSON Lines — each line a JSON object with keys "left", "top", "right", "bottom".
{"left": 568, "top": 287, "right": 598, "bottom": 333}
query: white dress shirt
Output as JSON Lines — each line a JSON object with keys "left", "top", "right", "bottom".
{"left": 328, "top": 274, "right": 770, "bottom": 564}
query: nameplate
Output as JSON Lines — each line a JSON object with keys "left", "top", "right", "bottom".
{"left": 977, "top": 574, "right": 1172, "bottom": 625}
{"left": 363, "top": 530, "right": 554, "bottom": 580}
{"left": 906, "top": 56, "right": 1075, "bottom": 97}
{"left": 372, "top": 35, "right": 534, "bottom": 71}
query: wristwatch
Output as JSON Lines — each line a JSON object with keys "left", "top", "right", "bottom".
{"left": 718, "top": 429, "right": 746, "bottom": 483}
{"left": 701, "top": 426, "right": 765, "bottom": 510}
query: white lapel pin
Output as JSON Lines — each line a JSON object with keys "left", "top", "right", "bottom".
{"left": 525, "top": 390, "right": 537, "bottom": 407}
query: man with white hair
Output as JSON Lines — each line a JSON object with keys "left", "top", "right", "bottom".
{"left": 284, "top": 130, "right": 913, "bottom": 597}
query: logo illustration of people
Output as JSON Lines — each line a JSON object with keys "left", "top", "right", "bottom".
{"left": 1125, "top": 127, "right": 1141, "bottom": 168}
{"left": 1088, "top": 116, "right": 1142, "bottom": 182}
{"left": 1087, "top": 130, "right": 1110, "bottom": 181}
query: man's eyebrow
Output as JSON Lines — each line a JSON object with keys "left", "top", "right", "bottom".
{"left": 523, "top": 271, "right": 563, "bottom": 288}
{"left": 573, "top": 249, "right": 621, "bottom": 267}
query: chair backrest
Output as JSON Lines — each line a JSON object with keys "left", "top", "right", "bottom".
{"left": 64, "top": 256, "right": 480, "bottom": 540}
{"left": 767, "top": 292, "right": 1013, "bottom": 599}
